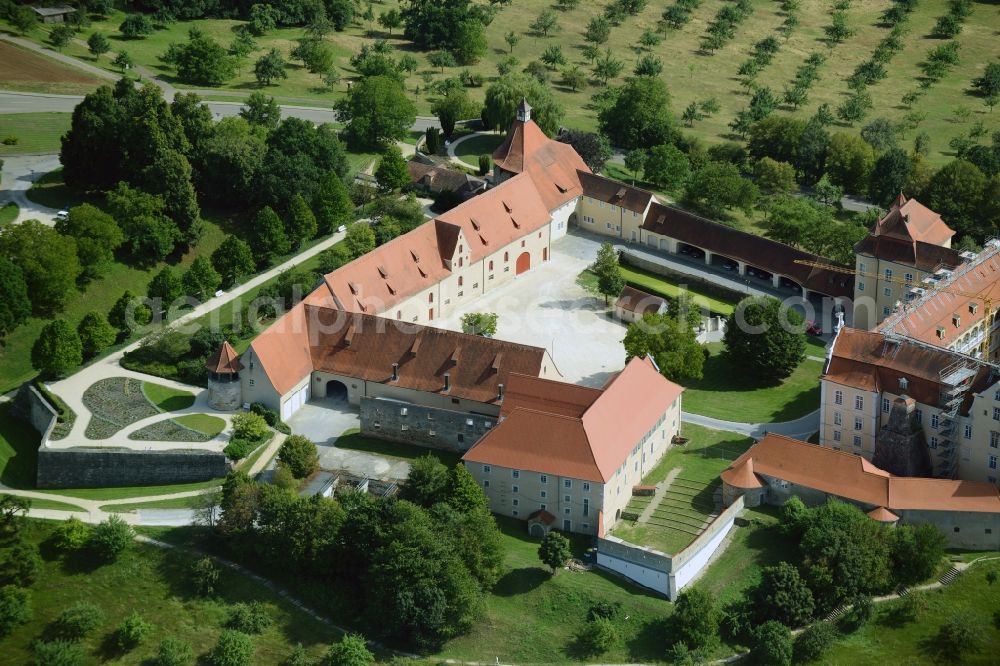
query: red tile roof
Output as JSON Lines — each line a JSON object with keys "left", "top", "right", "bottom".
{"left": 867, "top": 506, "right": 899, "bottom": 522}
{"left": 578, "top": 171, "right": 654, "bottom": 214}
{"left": 205, "top": 340, "right": 243, "bottom": 374}
{"left": 246, "top": 307, "right": 550, "bottom": 402}
{"left": 463, "top": 357, "right": 684, "bottom": 482}
{"left": 855, "top": 195, "right": 960, "bottom": 271}
{"left": 720, "top": 458, "right": 763, "bottom": 489}
{"left": 723, "top": 434, "right": 1000, "bottom": 513}
{"left": 615, "top": 286, "right": 668, "bottom": 316}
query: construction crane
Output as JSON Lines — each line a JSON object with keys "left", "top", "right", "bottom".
{"left": 794, "top": 259, "right": 996, "bottom": 360}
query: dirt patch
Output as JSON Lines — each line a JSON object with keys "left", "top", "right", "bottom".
{"left": 0, "top": 41, "right": 102, "bottom": 85}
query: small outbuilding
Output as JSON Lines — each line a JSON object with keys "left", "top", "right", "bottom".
{"left": 32, "top": 6, "right": 76, "bottom": 23}
{"left": 527, "top": 509, "right": 557, "bottom": 538}
{"left": 615, "top": 285, "right": 668, "bottom": 323}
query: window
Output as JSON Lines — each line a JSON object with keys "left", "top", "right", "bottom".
{"left": 564, "top": 479, "right": 572, "bottom": 488}
{"left": 853, "top": 435, "right": 862, "bottom": 447}
{"left": 882, "top": 398, "right": 890, "bottom": 413}
{"left": 564, "top": 508, "right": 571, "bottom": 515}
{"left": 540, "top": 474, "right": 548, "bottom": 484}
{"left": 855, "top": 395, "right": 864, "bottom": 410}
{"left": 512, "top": 510, "right": 518, "bottom": 517}
{"left": 459, "top": 244, "right": 463, "bottom": 254}
{"left": 834, "top": 412, "right": 842, "bottom": 426}
{"left": 512, "top": 485, "right": 519, "bottom": 493}
{"left": 854, "top": 417, "right": 863, "bottom": 431}
{"left": 512, "top": 470, "right": 520, "bottom": 479}
{"left": 965, "top": 425, "right": 973, "bottom": 440}
{"left": 994, "top": 407, "right": 1000, "bottom": 421}
{"left": 899, "top": 377, "right": 908, "bottom": 390}
{"left": 582, "top": 523, "right": 589, "bottom": 530}
{"left": 483, "top": 480, "right": 490, "bottom": 488}
{"left": 564, "top": 495, "right": 571, "bottom": 503}
{"left": 489, "top": 260, "right": 494, "bottom": 270}
{"left": 833, "top": 430, "right": 842, "bottom": 442}
{"left": 835, "top": 390, "right": 843, "bottom": 405}
{"left": 606, "top": 223, "right": 612, "bottom": 230}
{"left": 930, "top": 436, "right": 938, "bottom": 449}
{"left": 396, "top": 310, "right": 401, "bottom": 320}
{"left": 504, "top": 252, "right": 509, "bottom": 262}
{"left": 883, "top": 306, "right": 891, "bottom": 316}
{"left": 858, "top": 281, "right": 865, "bottom": 291}
{"left": 540, "top": 504, "right": 546, "bottom": 511}
{"left": 458, "top": 276, "right": 463, "bottom": 286}
{"left": 428, "top": 292, "right": 433, "bottom": 303}
{"left": 991, "top": 455, "right": 998, "bottom": 470}
{"left": 885, "top": 268, "right": 893, "bottom": 280}
{"left": 512, "top": 499, "right": 518, "bottom": 506}
{"left": 540, "top": 490, "right": 547, "bottom": 499}
{"left": 905, "top": 273, "right": 914, "bottom": 283}
{"left": 249, "top": 379, "right": 254, "bottom": 386}
{"left": 458, "top": 257, "right": 463, "bottom": 268}
{"left": 482, "top": 465, "right": 490, "bottom": 473}
{"left": 583, "top": 498, "right": 589, "bottom": 516}
{"left": 859, "top": 262, "right": 866, "bottom": 273}
{"left": 931, "top": 414, "right": 940, "bottom": 429}
{"left": 884, "top": 287, "right": 892, "bottom": 297}
{"left": 916, "top": 409, "right": 922, "bottom": 424}
{"left": 582, "top": 482, "right": 590, "bottom": 492}
{"left": 991, "top": 431, "right": 999, "bottom": 448}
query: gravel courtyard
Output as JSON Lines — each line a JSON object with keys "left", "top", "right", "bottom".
{"left": 439, "top": 232, "right": 628, "bottom": 388}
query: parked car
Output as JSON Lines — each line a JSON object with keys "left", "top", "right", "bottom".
{"left": 55, "top": 210, "right": 69, "bottom": 221}
{"left": 805, "top": 321, "right": 823, "bottom": 336}
{"left": 721, "top": 259, "right": 738, "bottom": 271}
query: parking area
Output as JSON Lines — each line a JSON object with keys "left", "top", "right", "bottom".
{"left": 438, "top": 232, "right": 628, "bottom": 388}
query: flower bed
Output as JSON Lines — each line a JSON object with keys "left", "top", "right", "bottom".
{"left": 128, "top": 418, "right": 213, "bottom": 443}
{"left": 82, "top": 377, "right": 160, "bottom": 440}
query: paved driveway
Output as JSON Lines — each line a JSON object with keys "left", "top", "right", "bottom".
{"left": 1, "top": 153, "right": 62, "bottom": 226}
{"left": 439, "top": 232, "right": 628, "bottom": 388}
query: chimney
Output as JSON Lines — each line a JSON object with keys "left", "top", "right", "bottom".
{"left": 443, "top": 373, "right": 451, "bottom": 392}
{"left": 391, "top": 363, "right": 398, "bottom": 382}
{"left": 497, "top": 383, "right": 505, "bottom": 402}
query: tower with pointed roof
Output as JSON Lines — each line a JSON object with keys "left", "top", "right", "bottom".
{"left": 206, "top": 340, "right": 244, "bottom": 410}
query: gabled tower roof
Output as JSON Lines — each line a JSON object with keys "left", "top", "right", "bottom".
{"left": 206, "top": 340, "right": 243, "bottom": 374}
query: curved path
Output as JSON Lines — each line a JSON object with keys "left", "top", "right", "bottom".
{"left": 683, "top": 408, "right": 820, "bottom": 440}
{"left": 0, "top": 153, "right": 62, "bottom": 225}
{"left": 446, "top": 131, "right": 491, "bottom": 170}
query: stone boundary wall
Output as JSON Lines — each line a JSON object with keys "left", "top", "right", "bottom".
{"left": 10, "top": 382, "right": 57, "bottom": 443}
{"left": 596, "top": 496, "right": 745, "bottom": 599}
{"left": 619, "top": 250, "right": 744, "bottom": 310}
{"left": 37, "top": 447, "right": 229, "bottom": 488}
{"left": 359, "top": 396, "right": 497, "bottom": 452}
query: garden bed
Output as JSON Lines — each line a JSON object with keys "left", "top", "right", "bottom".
{"left": 82, "top": 377, "right": 160, "bottom": 439}
{"left": 128, "top": 418, "right": 213, "bottom": 443}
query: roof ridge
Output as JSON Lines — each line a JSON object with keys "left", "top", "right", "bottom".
{"left": 506, "top": 405, "right": 584, "bottom": 423}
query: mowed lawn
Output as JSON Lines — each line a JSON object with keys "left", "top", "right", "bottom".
{"left": 0, "top": 113, "right": 72, "bottom": 155}
{"left": 142, "top": 382, "right": 196, "bottom": 412}
{"left": 333, "top": 428, "right": 462, "bottom": 468}
{"left": 682, "top": 342, "right": 824, "bottom": 423}
{"left": 0, "top": 520, "right": 341, "bottom": 665}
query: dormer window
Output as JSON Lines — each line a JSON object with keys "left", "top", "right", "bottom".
{"left": 899, "top": 377, "right": 908, "bottom": 390}
{"left": 970, "top": 303, "right": 979, "bottom": 314}
{"left": 953, "top": 314, "right": 961, "bottom": 327}
{"left": 937, "top": 326, "right": 946, "bottom": 339}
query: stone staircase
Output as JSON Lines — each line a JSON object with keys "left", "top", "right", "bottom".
{"left": 938, "top": 566, "right": 962, "bottom": 586}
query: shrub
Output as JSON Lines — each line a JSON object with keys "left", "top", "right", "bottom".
{"left": 322, "top": 633, "right": 374, "bottom": 666}
{"left": 672, "top": 586, "right": 717, "bottom": 650}
{"left": 89, "top": 515, "right": 134, "bottom": 561}
{"left": 278, "top": 435, "right": 320, "bottom": 478}
{"left": 211, "top": 629, "right": 255, "bottom": 666}
{"left": 0, "top": 541, "right": 42, "bottom": 587}
{"left": 228, "top": 601, "right": 272, "bottom": 634}
{"left": 224, "top": 438, "right": 260, "bottom": 461}
{"left": 793, "top": 621, "right": 838, "bottom": 663}
{"left": 155, "top": 636, "right": 194, "bottom": 666}
{"left": 477, "top": 154, "right": 491, "bottom": 176}
{"left": 577, "top": 616, "right": 619, "bottom": 656}
{"left": 249, "top": 402, "right": 280, "bottom": 427}
{"left": 34, "top": 639, "right": 86, "bottom": 666}
{"left": 50, "top": 517, "right": 91, "bottom": 553}
{"left": 0, "top": 585, "right": 31, "bottom": 637}
{"left": 232, "top": 412, "right": 270, "bottom": 440}
{"left": 116, "top": 611, "right": 152, "bottom": 650}
{"left": 750, "top": 620, "right": 792, "bottom": 666}
{"left": 587, "top": 601, "right": 623, "bottom": 622}
{"left": 53, "top": 601, "right": 105, "bottom": 640}
{"left": 285, "top": 644, "right": 313, "bottom": 666}
{"left": 191, "top": 556, "right": 221, "bottom": 596}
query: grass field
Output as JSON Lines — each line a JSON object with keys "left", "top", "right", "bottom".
{"left": 453, "top": 132, "right": 504, "bottom": 164}
{"left": 100, "top": 493, "right": 211, "bottom": 512}
{"left": 611, "top": 424, "right": 754, "bottom": 554}
{"left": 174, "top": 414, "right": 226, "bottom": 435}
{"left": 683, "top": 341, "right": 823, "bottom": 422}
{"left": 0, "top": 201, "right": 17, "bottom": 225}
{"left": 0, "top": 112, "right": 72, "bottom": 155}
{"left": 142, "top": 381, "right": 196, "bottom": 412}
{"left": 577, "top": 266, "right": 735, "bottom": 315}
{"left": 19, "top": 496, "right": 89, "bottom": 511}
{"left": 334, "top": 428, "right": 462, "bottom": 468}
{"left": 0, "top": 520, "right": 341, "bottom": 665}
{"left": 0, "top": 40, "right": 103, "bottom": 95}
{"left": 6, "top": 1, "right": 996, "bottom": 166}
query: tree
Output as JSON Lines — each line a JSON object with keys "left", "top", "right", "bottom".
{"left": 538, "top": 531, "right": 571, "bottom": 573}
{"left": 183, "top": 256, "right": 222, "bottom": 300}
{"left": 374, "top": 146, "right": 410, "bottom": 194}
{"left": 190, "top": 556, "right": 221, "bottom": 597}
{"left": 76, "top": 311, "right": 116, "bottom": 359}
{"left": 585, "top": 16, "right": 611, "bottom": 45}
{"left": 344, "top": 222, "right": 376, "bottom": 259}
{"left": 278, "top": 435, "right": 320, "bottom": 479}
{"left": 598, "top": 76, "right": 676, "bottom": 149}
{"left": 116, "top": 611, "right": 152, "bottom": 650}
{"left": 723, "top": 296, "right": 805, "bottom": 383}
{"left": 922, "top": 159, "right": 988, "bottom": 239}
{"left": 212, "top": 236, "right": 256, "bottom": 287}
{"left": 0, "top": 542, "right": 41, "bottom": 587}
{"left": 634, "top": 54, "right": 663, "bottom": 78}
{"left": 868, "top": 148, "right": 912, "bottom": 206}
{"left": 90, "top": 515, "right": 134, "bottom": 561}
{"left": 624, "top": 149, "right": 647, "bottom": 184}
{"left": 672, "top": 586, "right": 717, "bottom": 650}
{"left": 504, "top": 30, "right": 519, "bottom": 53}
{"left": 826, "top": 132, "right": 876, "bottom": 195}
{"left": 460, "top": 312, "right": 498, "bottom": 337}
{"left": 240, "top": 91, "right": 281, "bottom": 130}
{"left": 9, "top": 6, "right": 37, "bottom": 34}
{"left": 577, "top": 616, "right": 619, "bottom": 656}
{"left": 120, "top": 13, "right": 154, "bottom": 39}
{"left": 933, "top": 611, "right": 985, "bottom": 663}
{"left": 860, "top": 117, "right": 898, "bottom": 152}
{"left": 482, "top": 73, "right": 564, "bottom": 135}
{"left": 400, "top": 455, "right": 450, "bottom": 507}
{"left": 148, "top": 266, "right": 184, "bottom": 306}
{"left": 54, "top": 601, "right": 105, "bottom": 640}
{"left": 258, "top": 118, "right": 348, "bottom": 210}
{"left": 825, "top": 10, "right": 853, "bottom": 43}
{"left": 754, "top": 158, "right": 796, "bottom": 196}
{"left": 684, "top": 162, "right": 759, "bottom": 217}
{"left": 623, "top": 313, "right": 705, "bottom": 383}
{"left": 211, "top": 629, "right": 255, "bottom": 666}
{"left": 0, "top": 585, "right": 31, "bottom": 638}
{"left": 31, "top": 319, "right": 83, "bottom": 378}
{"left": 452, "top": 19, "right": 487, "bottom": 65}
{"left": 156, "top": 636, "right": 194, "bottom": 666}
{"left": 750, "top": 621, "right": 793, "bottom": 666}
{"left": 540, "top": 45, "right": 567, "bottom": 71}
{"left": 0, "top": 258, "right": 31, "bottom": 338}
{"left": 557, "top": 130, "right": 611, "bottom": 172}
{"left": 108, "top": 290, "right": 152, "bottom": 336}
{"left": 255, "top": 49, "right": 287, "bottom": 86}
{"left": 748, "top": 116, "right": 806, "bottom": 164}
{"left": 106, "top": 182, "right": 180, "bottom": 263}
{"left": 562, "top": 65, "right": 588, "bottom": 92}
{"left": 973, "top": 62, "right": 1000, "bottom": 99}
{"left": 113, "top": 51, "right": 134, "bottom": 73}
{"left": 33, "top": 640, "right": 86, "bottom": 665}
{"left": 431, "top": 89, "right": 477, "bottom": 139}
{"left": 378, "top": 9, "right": 402, "bottom": 36}
{"left": 164, "top": 28, "right": 237, "bottom": 86}
{"left": 644, "top": 144, "right": 690, "bottom": 189}
{"left": 890, "top": 523, "right": 947, "bottom": 586}
{"left": 247, "top": 3, "right": 278, "bottom": 36}
{"left": 0, "top": 219, "right": 81, "bottom": 315}
{"left": 336, "top": 75, "right": 416, "bottom": 149}
{"left": 531, "top": 9, "right": 559, "bottom": 36}
{"left": 837, "top": 89, "right": 873, "bottom": 125}
{"left": 322, "top": 634, "right": 374, "bottom": 666}
{"left": 593, "top": 49, "right": 624, "bottom": 85}
{"left": 228, "top": 601, "right": 272, "bottom": 634}
{"left": 286, "top": 193, "right": 318, "bottom": 248}
{"left": 590, "top": 242, "right": 624, "bottom": 305}
{"left": 314, "top": 173, "right": 354, "bottom": 235}
{"left": 428, "top": 50, "right": 456, "bottom": 73}
{"left": 752, "top": 562, "right": 815, "bottom": 627}
{"left": 793, "top": 622, "right": 838, "bottom": 664}
{"left": 51, "top": 517, "right": 91, "bottom": 553}
{"left": 55, "top": 204, "right": 123, "bottom": 281}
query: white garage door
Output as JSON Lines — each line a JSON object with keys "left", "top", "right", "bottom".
{"left": 282, "top": 385, "right": 311, "bottom": 420}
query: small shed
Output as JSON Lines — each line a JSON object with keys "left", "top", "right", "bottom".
{"left": 614, "top": 285, "right": 669, "bottom": 323}
{"left": 527, "top": 509, "right": 557, "bottom": 538}
{"left": 32, "top": 6, "right": 77, "bottom": 23}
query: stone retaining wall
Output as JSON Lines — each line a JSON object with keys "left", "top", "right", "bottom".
{"left": 37, "top": 447, "right": 229, "bottom": 488}
{"left": 10, "top": 382, "right": 58, "bottom": 443}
